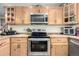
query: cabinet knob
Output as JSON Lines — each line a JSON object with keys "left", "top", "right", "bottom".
{"left": 17, "top": 44, "right": 20, "bottom": 48}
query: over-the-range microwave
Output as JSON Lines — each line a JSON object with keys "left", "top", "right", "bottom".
{"left": 30, "top": 13, "right": 48, "bottom": 25}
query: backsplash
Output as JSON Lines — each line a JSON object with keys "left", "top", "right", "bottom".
{"left": 7, "top": 25, "right": 64, "bottom": 34}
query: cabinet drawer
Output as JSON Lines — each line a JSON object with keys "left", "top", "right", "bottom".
{"left": 51, "top": 37, "right": 68, "bottom": 43}
{"left": 11, "top": 37, "right": 27, "bottom": 43}
{"left": 11, "top": 42, "right": 27, "bottom": 48}
{"left": 0, "top": 38, "right": 10, "bottom": 43}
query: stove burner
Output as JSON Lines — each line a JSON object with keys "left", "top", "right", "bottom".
{"left": 31, "top": 32, "right": 47, "bottom": 37}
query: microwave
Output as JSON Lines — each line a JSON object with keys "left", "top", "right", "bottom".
{"left": 63, "top": 26, "right": 76, "bottom": 35}
{"left": 30, "top": 13, "right": 48, "bottom": 25}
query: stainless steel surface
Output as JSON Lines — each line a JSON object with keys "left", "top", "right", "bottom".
{"left": 28, "top": 38, "right": 50, "bottom": 56}
{"left": 63, "top": 26, "right": 76, "bottom": 35}
{"left": 69, "top": 39, "right": 79, "bottom": 56}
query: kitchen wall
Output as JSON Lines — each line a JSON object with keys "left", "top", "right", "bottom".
{"left": 7, "top": 25, "right": 64, "bottom": 34}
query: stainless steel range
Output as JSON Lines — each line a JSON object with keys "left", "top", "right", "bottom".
{"left": 28, "top": 32, "right": 50, "bottom": 56}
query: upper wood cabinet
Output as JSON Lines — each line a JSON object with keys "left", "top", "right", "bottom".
{"left": 15, "top": 7, "right": 23, "bottom": 24}
{"left": 15, "top": 7, "right": 30, "bottom": 25}
{"left": 31, "top": 6, "right": 40, "bottom": 13}
{"left": 48, "top": 7, "right": 56, "bottom": 24}
{"left": 5, "top": 7, "right": 16, "bottom": 24}
{"left": 5, "top": 6, "right": 63, "bottom": 25}
{"left": 22, "top": 7, "right": 30, "bottom": 24}
{"left": 31, "top": 5, "right": 48, "bottom": 13}
{"left": 40, "top": 6, "right": 48, "bottom": 13}
{"left": 63, "top": 3, "right": 78, "bottom": 24}
{"left": 77, "top": 3, "right": 79, "bottom": 24}
{"left": 55, "top": 7, "right": 63, "bottom": 24}
{"left": 5, "top": 7, "right": 30, "bottom": 25}
{"left": 48, "top": 7, "right": 63, "bottom": 25}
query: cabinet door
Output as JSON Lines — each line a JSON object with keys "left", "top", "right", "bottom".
{"left": 55, "top": 8, "right": 63, "bottom": 24}
{"left": 11, "top": 37, "right": 27, "bottom": 56}
{"left": 69, "top": 4, "right": 77, "bottom": 23}
{"left": 0, "top": 38, "right": 10, "bottom": 56}
{"left": 20, "top": 43, "right": 27, "bottom": 56}
{"left": 22, "top": 7, "right": 30, "bottom": 24}
{"left": 31, "top": 6, "right": 40, "bottom": 13}
{"left": 40, "top": 6, "right": 48, "bottom": 13}
{"left": 55, "top": 45, "right": 68, "bottom": 56}
{"left": 51, "top": 45, "right": 56, "bottom": 56}
{"left": 11, "top": 43, "right": 20, "bottom": 56}
{"left": 77, "top": 3, "right": 79, "bottom": 23}
{"left": 15, "top": 7, "right": 25, "bottom": 24}
{"left": 48, "top": 7, "right": 56, "bottom": 24}
{"left": 11, "top": 42, "right": 27, "bottom": 56}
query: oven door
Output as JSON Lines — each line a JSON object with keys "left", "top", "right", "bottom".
{"left": 28, "top": 38, "right": 50, "bottom": 56}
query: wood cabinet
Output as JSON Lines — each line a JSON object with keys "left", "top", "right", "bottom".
{"left": 5, "top": 7, "right": 15, "bottom": 24}
{"left": 15, "top": 7, "right": 23, "bottom": 24}
{"left": 51, "top": 37, "right": 68, "bottom": 56}
{"left": 63, "top": 3, "right": 78, "bottom": 24}
{"left": 31, "top": 5, "right": 48, "bottom": 13}
{"left": 55, "top": 8, "right": 63, "bottom": 24}
{"left": 48, "top": 7, "right": 56, "bottom": 24}
{"left": 5, "top": 6, "right": 64, "bottom": 25}
{"left": 15, "top": 7, "right": 30, "bottom": 24}
{"left": 48, "top": 7, "right": 63, "bottom": 25}
{"left": 5, "top": 7, "right": 30, "bottom": 25}
{"left": 31, "top": 6, "right": 40, "bottom": 13}
{"left": 0, "top": 38, "right": 10, "bottom": 56}
{"left": 22, "top": 7, "right": 30, "bottom": 24}
{"left": 77, "top": 3, "right": 79, "bottom": 24}
{"left": 40, "top": 6, "right": 48, "bottom": 13}
{"left": 10, "top": 37, "right": 27, "bottom": 56}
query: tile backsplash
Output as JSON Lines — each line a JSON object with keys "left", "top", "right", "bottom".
{"left": 7, "top": 25, "right": 65, "bottom": 34}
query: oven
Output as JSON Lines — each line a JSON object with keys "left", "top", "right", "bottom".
{"left": 28, "top": 32, "right": 50, "bottom": 56}
{"left": 28, "top": 38, "right": 50, "bottom": 56}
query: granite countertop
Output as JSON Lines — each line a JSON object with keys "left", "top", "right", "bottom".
{"left": 0, "top": 34, "right": 79, "bottom": 40}
{"left": 0, "top": 34, "right": 28, "bottom": 39}
{"left": 49, "top": 34, "right": 79, "bottom": 40}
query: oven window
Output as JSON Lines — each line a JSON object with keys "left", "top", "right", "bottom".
{"left": 31, "top": 41, "right": 47, "bottom": 52}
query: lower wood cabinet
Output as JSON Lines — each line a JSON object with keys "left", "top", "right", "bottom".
{"left": 51, "top": 45, "right": 68, "bottom": 56}
{"left": 10, "top": 37, "right": 27, "bottom": 56}
{"left": 0, "top": 38, "right": 10, "bottom": 56}
{"left": 51, "top": 37, "right": 68, "bottom": 56}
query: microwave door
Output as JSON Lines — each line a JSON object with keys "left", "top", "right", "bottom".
{"left": 64, "top": 28, "right": 69, "bottom": 35}
{"left": 70, "top": 29, "right": 75, "bottom": 35}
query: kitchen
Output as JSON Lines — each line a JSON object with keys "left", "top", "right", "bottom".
{"left": 0, "top": 3, "right": 79, "bottom": 56}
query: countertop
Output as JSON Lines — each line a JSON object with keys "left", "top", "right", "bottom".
{"left": 0, "top": 34, "right": 28, "bottom": 39}
{"left": 0, "top": 34, "right": 79, "bottom": 40}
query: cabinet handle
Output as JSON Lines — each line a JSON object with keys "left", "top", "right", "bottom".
{"left": 51, "top": 44, "right": 53, "bottom": 48}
